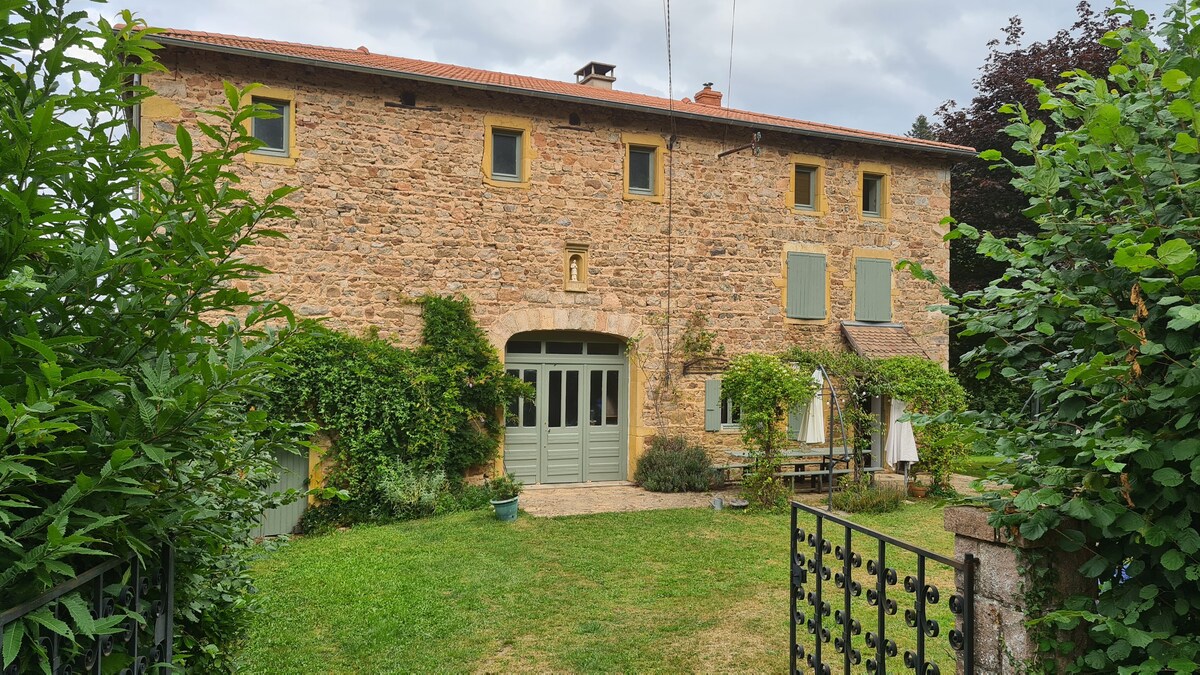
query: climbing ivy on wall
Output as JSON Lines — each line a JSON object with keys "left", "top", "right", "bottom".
{"left": 265, "top": 296, "right": 527, "bottom": 522}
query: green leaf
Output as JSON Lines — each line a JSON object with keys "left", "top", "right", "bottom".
{"left": 1153, "top": 467, "right": 1184, "bottom": 487}
{"left": 1158, "top": 239, "right": 1197, "bottom": 274}
{"left": 58, "top": 594, "right": 96, "bottom": 636}
{"left": 26, "top": 607, "right": 72, "bottom": 639}
{"left": 1113, "top": 243, "right": 1156, "bottom": 272}
{"left": 2, "top": 620, "right": 23, "bottom": 668}
{"left": 1172, "top": 132, "right": 1199, "bottom": 154}
{"left": 1034, "top": 322, "right": 1055, "bottom": 336}
{"left": 1168, "top": 305, "right": 1200, "bottom": 330}
{"left": 175, "top": 124, "right": 192, "bottom": 160}
{"left": 1162, "top": 69, "right": 1192, "bottom": 92}
{"left": 979, "top": 149, "right": 1003, "bottom": 161}
{"left": 1162, "top": 549, "right": 1186, "bottom": 571}
{"left": 1168, "top": 98, "right": 1196, "bottom": 120}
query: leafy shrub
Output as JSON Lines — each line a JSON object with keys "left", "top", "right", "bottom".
{"left": 0, "top": 10, "right": 314, "bottom": 672}
{"left": 634, "top": 436, "right": 718, "bottom": 492}
{"left": 265, "top": 306, "right": 528, "bottom": 524}
{"left": 721, "top": 354, "right": 816, "bottom": 509}
{"left": 831, "top": 478, "right": 905, "bottom": 514}
{"left": 876, "top": 356, "right": 969, "bottom": 488}
{"left": 435, "top": 484, "right": 495, "bottom": 514}
{"left": 487, "top": 473, "right": 524, "bottom": 500}
{"left": 378, "top": 460, "right": 448, "bottom": 519}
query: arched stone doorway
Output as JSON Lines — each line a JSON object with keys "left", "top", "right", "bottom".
{"left": 502, "top": 331, "right": 629, "bottom": 484}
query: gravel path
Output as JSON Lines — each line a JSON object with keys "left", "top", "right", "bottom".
{"left": 520, "top": 483, "right": 741, "bottom": 517}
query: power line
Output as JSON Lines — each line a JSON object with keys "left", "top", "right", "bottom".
{"left": 662, "top": 0, "right": 676, "bottom": 385}
{"left": 725, "top": 0, "right": 737, "bottom": 109}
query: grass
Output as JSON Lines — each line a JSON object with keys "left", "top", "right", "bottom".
{"left": 954, "top": 453, "right": 1012, "bottom": 480}
{"left": 239, "top": 502, "right": 955, "bottom": 673}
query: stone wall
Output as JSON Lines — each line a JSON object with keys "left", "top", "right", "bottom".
{"left": 142, "top": 47, "right": 953, "bottom": 466}
{"left": 944, "top": 507, "right": 1094, "bottom": 674}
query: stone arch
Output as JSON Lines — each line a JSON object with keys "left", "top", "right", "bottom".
{"left": 486, "top": 307, "right": 645, "bottom": 351}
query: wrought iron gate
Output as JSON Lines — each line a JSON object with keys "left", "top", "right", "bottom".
{"left": 790, "top": 502, "right": 975, "bottom": 674}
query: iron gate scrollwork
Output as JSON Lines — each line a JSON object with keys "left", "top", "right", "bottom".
{"left": 0, "top": 544, "right": 174, "bottom": 675}
{"left": 790, "top": 502, "right": 975, "bottom": 675}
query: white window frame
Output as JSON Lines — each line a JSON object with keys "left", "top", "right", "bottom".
{"left": 720, "top": 396, "right": 741, "bottom": 430}
{"left": 628, "top": 145, "right": 656, "bottom": 195}
{"left": 794, "top": 165, "right": 817, "bottom": 211}
{"left": 862, "top": 173, "right": 883, "bottom": 217}
{"left": 250, "top": 98, "right": 290, "bottom": 157}
{"left": 490, "top": 129, "right": 523, "bottom": 182}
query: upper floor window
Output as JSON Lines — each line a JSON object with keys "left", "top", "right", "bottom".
{"left": 491, "top": 129, "right": 522, "bottom": 181}
{"left": 251, "top": 98, "right": 290, "bottom": 156}
{"left": 621, "top": 132, "right": 666, "bottom": 202}
{"left": 483, "top": 115, "right": 533, "bottom": 188}
{"left": 789, "top": 155, "right": 826, "bottom": 214}
{"left": 794, "top": 166, "right": 817, "bottom": 210}
{"left": 862, "top": 172, "right": 885, "bottom": 218}
{"left": 628, "top": 146, "right": 656, "bottom": 195}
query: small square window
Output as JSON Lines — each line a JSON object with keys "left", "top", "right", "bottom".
{"left": 862, "top": 173, "right": 884, "bottom": 217}
{"left": 629, "top": 146, "right": 655, "bottom": 194}
{"left": 251, "top": 99, "right": 289, "bottom": 156}
{"left": 721, "top": 397, "right": 741, "bottom": 428}
{"left": 794, "top": 166, "right": 816, "bottom": 210}
{"left": 491, "top": 129, "right": 522, "bottom": 180}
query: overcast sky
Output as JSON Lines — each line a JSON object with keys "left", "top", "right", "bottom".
{"left": 87, "top": 0, "right": 1173, "bottom": 136}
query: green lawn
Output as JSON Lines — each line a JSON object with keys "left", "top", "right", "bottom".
{"left": 954, "top": 454, "right": 1012, "bottom": 480}
{"left": 239, "top": 503, "right": 956, "bottom": 673}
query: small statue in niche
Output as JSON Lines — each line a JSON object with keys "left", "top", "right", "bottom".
{"left": 569, "top": 255, "right": 580, "bottom": 282}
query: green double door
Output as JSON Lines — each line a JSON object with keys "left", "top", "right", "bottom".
{"left": 503, "top": 336, "right": 627, "bottom": 484}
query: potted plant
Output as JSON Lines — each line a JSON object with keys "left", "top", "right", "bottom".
{"left": 489, "top": 473, "right": 524, "bottom": 522}
{"left": 908, "top": 478, "right": 928, "bottom": 499}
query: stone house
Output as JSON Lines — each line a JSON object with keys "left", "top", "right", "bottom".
{"left": 139, "top": 28, "right": 972, "bottom": 501}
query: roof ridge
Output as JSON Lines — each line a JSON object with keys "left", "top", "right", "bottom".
{"left": 143, "top": 26, "right": 975, "bottom": 156}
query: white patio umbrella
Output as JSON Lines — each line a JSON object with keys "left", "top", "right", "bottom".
{"left": 885, "top": 398, "right": 920, "bottom": 468}
{"left": 799, "top": 369, "right": 825, "bottom": 445}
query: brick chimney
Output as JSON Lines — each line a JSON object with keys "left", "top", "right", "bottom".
{"left": 694, "top": 82, "right": 722, "bottom": 107}
{"left": 574, "top": 62, "right": 616, "bottom": 89}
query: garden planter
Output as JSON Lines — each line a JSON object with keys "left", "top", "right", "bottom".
{"left": 491, "top": 497, "right": 519, "bottom": 522}
{"left": 908, "top": 484, "right": 928, "bottom": 499}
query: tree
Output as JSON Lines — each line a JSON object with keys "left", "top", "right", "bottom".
{"left": 720, "top": 353, "right": 814, "bottom": 509}
{"left": 935, "top": 1, "right": 1122, "bottom": 294}
{"left": 1, "top": 4, "right": 310, "bottom": 672}
{"left": 905, "top": 114, "right": 936, "bottom": 140}
{"left": 919, "top": 1, "right": 1200, "bottom": 669}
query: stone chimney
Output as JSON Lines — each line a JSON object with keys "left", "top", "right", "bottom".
{"left": 574, "top": 62, "right": 616, "bottom": 89}
{"left": 694, "top": 83, "right": 723, "bottom": 107}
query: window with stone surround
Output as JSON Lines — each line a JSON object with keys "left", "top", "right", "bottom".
{"left": 482, "top": 115, "right": 533, "bottom": 188}
{"left": 621, "top": 132, "right": 666, "bottom": 202}
{"left": 245, "top": 87, "right": 297, "bottom": 166}
{"left": 788, "top": 154, "right": 826, "bottom": 214}
{"left": 858, "top": 162, "right": 891, "bottom": 219}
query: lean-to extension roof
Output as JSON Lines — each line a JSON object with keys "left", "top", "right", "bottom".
{"left": 145, "top": 27, "right": 975, "bottom": 159}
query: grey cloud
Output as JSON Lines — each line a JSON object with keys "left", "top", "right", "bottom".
{"left": 88, "top": 0, "right": 1173, "bottom": 136}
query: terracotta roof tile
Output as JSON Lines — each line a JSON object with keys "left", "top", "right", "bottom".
{"left": 144, "top": 27, "right": 975, "bottom": 158}
{"left": 840, "top": 323, "right": 930, "bottom": 360}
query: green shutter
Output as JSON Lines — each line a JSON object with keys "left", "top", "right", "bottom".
{"left": 786, "top": 252, "right": 826, "bottom": 320}
{"left": 855, "top": 257, "right": 893, "bottom": 322}
{"left": 704, "top": 380, "right": 722, "bottom": 432}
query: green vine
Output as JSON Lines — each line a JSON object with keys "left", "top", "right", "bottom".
{"left": 265, "top": 295, "right": 528, "bottom": 524}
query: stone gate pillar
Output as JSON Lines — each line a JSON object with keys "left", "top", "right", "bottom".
{"left": 944, "top": 506, "right": 1094, "bottom": 674}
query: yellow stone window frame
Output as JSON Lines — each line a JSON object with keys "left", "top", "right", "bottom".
{"left": 483, "top": 114, "right": 534, "bottom": 189}
{"left": 857, "top": 161, "right": 892, "bottom": 221}
{"left": 621, "top": 132, "right": 666, "bottom": 203}
{"left": 244, "top": 86, "right": 298, "bottom": 167}
{"left": 788, "top": 154, "right": 827, "bottom": 215}
{"left": 776, "top": 242, "right": 832, "bottom": 326}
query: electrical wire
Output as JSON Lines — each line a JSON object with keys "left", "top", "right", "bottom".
{"left": 662, "top": 0, "right": 676, "bottom": 384}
